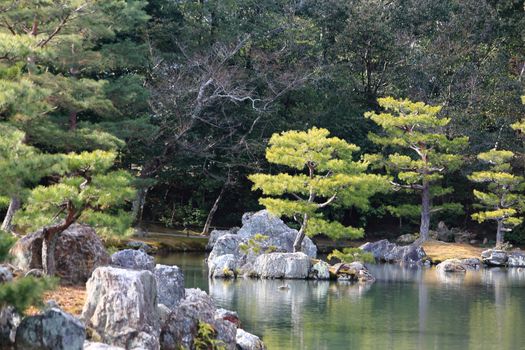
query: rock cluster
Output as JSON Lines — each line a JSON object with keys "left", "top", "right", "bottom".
{"left": 360, "top": 239, "right": 427, "bottom": 264}
{"left": 431, "top": 221, "right": 477, "bottom": 244}
{"left": 436, "top": 258, "right": 482, "bottom": 273}
{"left": 481, "top": 249, "right": 525, "bottom": 267}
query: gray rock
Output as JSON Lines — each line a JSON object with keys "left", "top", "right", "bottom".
{"left": 236, "top": 328, "right": 266, "bottom": 350}
{"left": 207, "top": 229, "right": 238, "bottom": 250}
{"left": 309, "top": 260, "right": 330, "bottom": 280}
{"left": 507, "top": 251, "right": 525, "bottom": 267}
{"left": 207, "top": 234, "right": 243, "bottom": 265}
{"left": 110, "top": 249, "right": 155, "bottom": 271}
{"left": 81, "top": 267, "right": 159, "bottom": 350}
{"left": 396, "top": 233, "right": 418, "bottom": 245}
{"left": 436, "top": 259, "right": 467, "bottom": 273}
{"left": 208, "top": 254, "right": 238, "bottom": 278}
{"left": 160, "top": 288, "right": 237, "bottom": 350}
{"left": 330, "top": 262, "right": 375, "bottom": 283}
{"left": 83, "top": 341, "right": 125, "bottom": 350}
{"left": 215, "top": 308, "right": 240, "bottom": 328}
{"left": 154, "top": 264, "right": 185, "bottom": 309}
{"left": 0, "top": 306, "right": 20, "bottom": 346}
{"left": 460, "top": 258, "right": 482, "bottom": 270}
{"left": 481, "top": 249, "right": 508, "bottom": 266}
{"left": 253, "top": 253, "right": 310, "bottom": 279}
{"left": 15, "top": 308, "right": 85, "bottom": 350}
{"left": 0, "top": 267, "right": 13, "bottom": 283}
{"left": 10, "top": 224, "right": 110, "bottom": 285}
{"left": 360, "top": 240, "right": 426, "bottom": 264}
{"left": 126, "top": 240, "right": 152, "bottom": 252}
{"left": 157, "top": 304, "right": 172, "bottom": 327}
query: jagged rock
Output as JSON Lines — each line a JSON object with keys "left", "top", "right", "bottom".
{"left": 10, "top": 224, "right": 110, "bottom": 285}
{"left": 83, "top": 341, "right": 125, "bottom": 350}
{"left": 0, "top": 306, "right": 20, "bottom": 346}
{"left": 329, "top": 262, "right": 375, "bottom": 283}
{"left": 236, "top": 329, "right": 266, "bottom": 350}
{"left": 207, "top": 235, "right": 244, "bottom": 265}
{"left": 126, "top": 240, "right": 152, "bottom": 252}
{"left": 481, "top": 249, "right": 508, "bottom": 266}
{"left": 507, "top": 252, "right": 525, "bottom": 267}
{"left": 160, "top": 288, "right": 237, "bottom": 350}
{"left": 309, "top": 260, "right": 330, "bottom": 280}
{"left": 157, "top": 304, "right": 172, "bottom": 327}
{"left": 253, "top": 253, "right": 310, "bottom": 279}
{"left": 81, "top": 267, "right": 159, "bottom": 350}
{"left": 0, "top": 267, "right": 13, "bottom": 283}
{"left": 208, "top": 254, "right": 238, "bottom": 278}
{"left": 110, "top": 249, "right": 155, "bottom": 271}
{"left": 207, "top": 229, "right": 238, "bottom": 250}
{"left": 436, "top": 259, "right": 467, "bottom": 273}
{"left": 460, "top": 258, "right": 482, "bottom": 270}
{"left": 397, "top": 233, "right": 418, "bottom": 245}
{"left": 360, "top": 240, "right": 426, "bottom": 264}
{"left": 15, "top": 308, "right": 85, "bottom": 350}
{"left": 154, "top": 264, "right": 185, "bottom": 309}
{"left": 215, "top": 308, "right": 241, "bottom": 328}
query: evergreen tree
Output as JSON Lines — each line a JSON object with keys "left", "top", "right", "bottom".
{"left": 249, "top": 127, "right": 388, "bottom": 252}
{"left": 469, "top": 149, "right": 525, "bottom": 247}
{"left": 366, "top": 97, "right": 469, "bottom": 241}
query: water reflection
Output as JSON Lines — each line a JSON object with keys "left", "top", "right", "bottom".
{"left": 158, "top": 253, "right": 525, "bottom": 350}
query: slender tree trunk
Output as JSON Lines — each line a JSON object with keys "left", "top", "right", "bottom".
{"left": 1, "top": 196, "right": 20, "bottom": 232}
{"left": 42, "top": 229, "right": 60, "bottom": 276}
{"left": 69, "top": 111, "right": 77, "bottom": 131}
{"left": 201, "top": 185, "right": 226, "bottom": 236}
{"left": 293, "top": 214, "right": 308, "bottom": 253}
{"left": 419, "top": 180, "right": 431, "bottom": 241}
{"left": 496, "top": 220, "right": 504, "bottom": 248}
{"left": 132, "top": 188, "right": 148, "bottom": 226}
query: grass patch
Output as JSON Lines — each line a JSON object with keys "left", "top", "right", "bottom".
{"left": 423, "top": 240, "right": 484, "bottom": 263}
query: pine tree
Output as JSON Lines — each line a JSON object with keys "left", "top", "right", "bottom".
{"left": 249, "top": 127, "right": 388, "bottom": 252}
{"left": 14, "top": 150, "right": 136, "bottom": 276}
{"left": 469, "top": 149, "right": 524, "bottom": 247}
{"left": 366, "top": 97, "right": 469, "bottom": 242}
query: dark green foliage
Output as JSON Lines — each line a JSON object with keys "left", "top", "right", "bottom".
{"left": 328, "top": 248, "right": 375, "bottom": 264}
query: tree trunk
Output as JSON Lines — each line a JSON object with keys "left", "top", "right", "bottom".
{"left": 132, "top": 187, "right": 148, "bottom": 226}
{"left": 496, "top": 220, "right": 504, "bottom": 248}
{"left": 293, "top": 214, "right": 308, "bottom": 253}
{"left": 201, "top": 185, "right": 226, "bottom": 236}
{"left": 42, "top": 229, "right": 60, "bottom": 276}
{"left": 1, "top": 196, "right": 20, "bottom": 233}
{"left": 419, "top": 181, "right": 431, "bottom": 242}
{"left": 69, "top": 111, "right": 77, "bottom": 131}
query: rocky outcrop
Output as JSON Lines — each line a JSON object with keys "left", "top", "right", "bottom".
{"left": 253, "top": 252, "right": 310, "bottom": 279}
{"left": 0, "top": 306, "right": 20, "bottom": 346}
{"left": 206, "top": 228, "right": 239, "bottom": 250}
{"left": 83, "top": 341, "right": 125, "bottom": 350}
{"left": 481, "top": 249, "right": 508, "bottom": 266}
{"left": 81, "top": 267, "right": 159, "bottom": 350}
{"left": 10, "top": 224, "right": 110, "bottom": 285}
{"left": 15, "top": 308, "right": 85, "bottom": 350}
{"left": 329, "top": 262, "right": 375, "bottom": 282}
{"left": 360, "top": 240, "right": 426, "bottom": 264}
{"left": 207, "top": 210, "right": 317, "bottom": 278}
{"left": 309, "top": 260, "right": 330, "bottom": 280}
{"left": 215, "top": 308, "right": 241, "bottom": 328}
{"left": 436, "top": 259, "right": 467, "bottom": 273}
{"left": 396, "top": 233, "right": 418, "bottom": 245}
{"left": 126, "top": 241, "right": 153, "bottom": 253}
{"left": 432, "top": 221, "right": 476, "bottom": 244}
{"left": 236, "top": 329, "right": 266, "bottom": 350}
{"left": 160, "top": 288, "right": 237, "bottom": 350}
{"left": 507, "top": 252, "right": 525, "bottom": 267}
{"left": 154, "top": 264, "right": 185, "bottom": 309}
{"left": 110, "top": 249, "right": 155, "bottom": 271}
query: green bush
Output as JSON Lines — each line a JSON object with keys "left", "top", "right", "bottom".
{"left": 328, "top": 247, "right": 375, "bottom": 264}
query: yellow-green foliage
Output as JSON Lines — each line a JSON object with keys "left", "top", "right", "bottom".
{"left": 249, "top": 127, "right": 389, "bottom": 239}
{"left": 193, "top": 321, "right": 226, "bottom": 350}
{"left": 328, "top": 248, "right": 375, "bottom": 264}
{"left": 469, "top": 149, "right": 524, "bottom": 229}
{"left": 239, "top": 234, "right": 277, "bottom": 254}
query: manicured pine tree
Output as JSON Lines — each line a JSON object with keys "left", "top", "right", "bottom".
{"left": 469, "top": 149, "right": 525, "bottom": 247}
{"left": 249, "top": 127, "right": 388, "bottom": 253}
{"left": 366, "top": 97, "right": 469, "bottom": 242}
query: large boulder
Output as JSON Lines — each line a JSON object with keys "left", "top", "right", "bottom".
{"left": 481, "top": 249, "right": 508, "bottom": 266}
{"left": 236, "top": 329, "right": 266, "bottom": 350}
{"left": 160, "top": 288, "right": 237, "bottom": 350}
{"left": 253, "top": 252, "right": 310, "bottom": 279}
{"left": 329, "top": 262, "right": 375, "bottom": 283}
{"left": 154, "top": 264, "right": 185, "bottom": 309}
{"left": 507, "top": 252, "right": 525, "bottom": 267}
{"left": 10, "top": 224, "right": 110, "bottom": 285}
{"left": 309, "top": 260, "right": 330, "bottom": 280}
{"left": 206, "top": 228, "right": 239, "bottom": 251}
{"left": 0, "top": 306, "right": 20, "bottom": 346}
{"left": 360, "top": 240, "right": 426, "bottom": 264}
{"left": 15, "top": 308, "right": 85, "bottom": 350}
{"left": 81, "top": 267, "right": 159, "bottom": 350}
{"left": 110, "top": 249, "right": 155, "bottom": 271}
{"left": 215, "top": 308, "right": 241, "bottom": 328}
{"left": 436, "top": 259, "right": 467, "bottom": 273}
{"left": 208, "top": 254, "right": 238, "bottom": 278}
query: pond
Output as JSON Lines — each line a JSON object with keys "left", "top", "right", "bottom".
{"left": 157, "top": 253, "right": 525, "bottom": 350}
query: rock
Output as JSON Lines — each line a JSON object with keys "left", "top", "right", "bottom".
{"left": 0, "top": 306, "right": 20, "bottom": 346}
{"left": 110, "top": 249, "right": 155, "bottom": 271}
{"left": 396, "top": 233, "right": 418, "bottom": 245}
{"left": 236, "top": 328, "right": 266, "bottom": 350}
{"left": 15, "top": 308, "right": 85, "bottom": 350}
{"left": 10, "top": 224, "right": 110, "bottom": 285}
{"left": 481, "top": 249, "right": 508, "bottom": 266}
{"left": 329, "top": 262, "right": 375, "bottom": 283}
{"left": 207, "top": 234, "right": 244, "bottom": 265}
{"left": 81, "top": 267, "right": 159, "bottom": 350}
{"left": 157, "top": 304, "right": 172, "bottom": 327}
{"left": 215, "top": 308, "right": 241, "bottom": 328}
{"left": 154, "top": 264, "right": 185, "bottom": 309}
{"left": 460, "top": 258, "right": 482, "bottom": 270}
{"left": 308, "top": 260, "right": 330, "bottom": 280}
{"left": 83, "top": 341, "right": 125, "bottom": 350}
{"left": 208, "top": 254, "right": 238, "bottom": 278}
{"left": 360, "top": 240, "right": 426, "bottom": 264}
{"left": 126, "top": 240, "right": 152, "bottom": 252}
{"left": 160, "top": 288, "right": 237, "bottom": 350}
{"left": 436, "top": 259, "right": 467, "bottom": 273}
{"left": 253, "top": 253, "right": 310, "bottom": 279}
{"left": 507, "top": 251, "right": 525, "bottom": 267}
{"left": 0, "top": 267, "right": 13, "bottom": 283}
{"left": 207, "top": 229, "right": 238, "bottom": 250}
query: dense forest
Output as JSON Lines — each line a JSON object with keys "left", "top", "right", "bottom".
{"left": 2, "top": 0, "right": 525, "bottom": 245}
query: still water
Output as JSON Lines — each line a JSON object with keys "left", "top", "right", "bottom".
{"left": 157, "top": 253, "right": 525, "bottom": 350}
